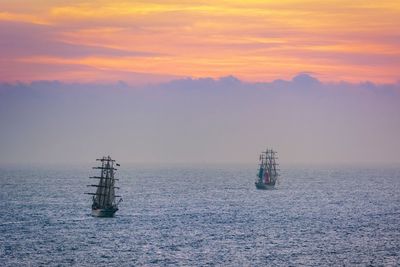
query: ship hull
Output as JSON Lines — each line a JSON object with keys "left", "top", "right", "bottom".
{"left": 255, "top": 182, "right": 275, "bottom": 190}
{"left": 91, "top": 208, "right": 118, "bottom": 217}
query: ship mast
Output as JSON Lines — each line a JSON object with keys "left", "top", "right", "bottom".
{"left": 85, "top": 156, "right": 121, "bottom": 208}
{"left": 262, "top": 149, "right": 279, "bottom": 178}
{"left": 256, "top": 148, "right": 280, "bottom": 189}
{"left": 266, "top": 149, "right": 279, "bottom": 178}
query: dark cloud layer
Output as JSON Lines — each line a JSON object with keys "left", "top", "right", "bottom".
{"left": 0, "top": 74, "right": 399, "bottom": 165}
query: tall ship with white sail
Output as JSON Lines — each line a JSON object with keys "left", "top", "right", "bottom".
{"left": 85, "top": 156, "right": 122, "bottom": 217}
{"left": 255, "top": 149, "right": 279, "bottom": 190}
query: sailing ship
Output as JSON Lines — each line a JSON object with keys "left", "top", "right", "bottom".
{"left": 255, "top": 149, "right": 279, "bottom": 190}
{"left": 85, "top": 156, "right": 122, "bottom": 217}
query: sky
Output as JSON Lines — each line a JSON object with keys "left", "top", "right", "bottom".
{"left": 1, "top": 0, "right": 400, "bottom": 84}
{"left": 1, "top": 75, "right": 399, "bottom": 165}
{"left": 0, "top": 1, "right": 399, "bottom": 165}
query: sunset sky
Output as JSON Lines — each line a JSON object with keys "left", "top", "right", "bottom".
{"left": 1, "top": 1, "right": 400, "bottom": 165}
{"left": 1, "top": 0, "right": 399, "bottom": 84}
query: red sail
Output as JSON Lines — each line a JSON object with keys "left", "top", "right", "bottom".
{"left": 264, "top": 172, "right": 270, "bottom": 184}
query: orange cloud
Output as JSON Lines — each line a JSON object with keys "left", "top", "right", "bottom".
{"left": 1, "top": 0, "right": 399, "bottom": 83}
{"left": 0, "top": 11, "right": 48, "bottom": 24}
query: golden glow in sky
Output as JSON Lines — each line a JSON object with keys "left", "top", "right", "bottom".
{"left": 1, "top": 0, "right": 399, "bottom": 83}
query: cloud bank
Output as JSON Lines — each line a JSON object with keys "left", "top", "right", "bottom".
{"left": 0, "top": 74, "right": 399, "bottom": 165}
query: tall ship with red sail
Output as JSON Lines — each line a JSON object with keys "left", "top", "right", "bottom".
{"left": 85, "top": 156, "right": 122, "bottom": 217}
{"left": 255, "top": 149, "right": 279, "bottom": 190}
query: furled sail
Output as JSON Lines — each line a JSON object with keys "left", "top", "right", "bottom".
{"left": 85, "top": 156, "right": 121, "bottom": 216}
{"left": 255, "top": 149, "right": 279, "bottom": 189}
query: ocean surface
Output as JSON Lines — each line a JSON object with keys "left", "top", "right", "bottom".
{"left": 0, "top": 164, "right": 399, "bottom": 266}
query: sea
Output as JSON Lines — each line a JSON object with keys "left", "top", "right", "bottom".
{"left": 0, "top": 164, "right": 399, "bottom": 266}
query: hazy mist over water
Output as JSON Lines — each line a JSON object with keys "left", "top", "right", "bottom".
{"left": 0, "top": 164, "right": 399, "bottom": 266}
{"left": 1, "top": 74, "right": 399, "bottom": 165}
